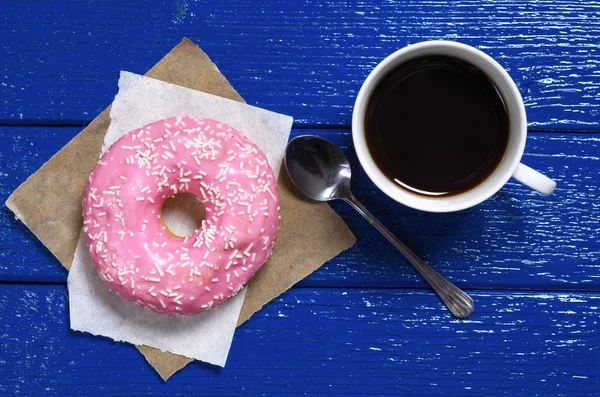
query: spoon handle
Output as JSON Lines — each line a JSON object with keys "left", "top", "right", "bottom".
{"left": 343, "top": 192, "right": 474, "bottom": 319}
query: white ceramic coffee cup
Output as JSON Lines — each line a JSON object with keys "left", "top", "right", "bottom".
{"left": 352, "top": 40, "right": 556, "bottom": 213}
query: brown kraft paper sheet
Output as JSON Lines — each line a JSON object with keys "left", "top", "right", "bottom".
{"left": 5, "top": 38, "right": 356, "bottom": 380}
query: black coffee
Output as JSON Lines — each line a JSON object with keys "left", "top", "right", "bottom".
{"left": 365, "top": 55, "right": 509, "bottom": 197}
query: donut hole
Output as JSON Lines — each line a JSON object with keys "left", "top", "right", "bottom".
{"left": 161, "top": 193, "right": 206, "bottom": 239}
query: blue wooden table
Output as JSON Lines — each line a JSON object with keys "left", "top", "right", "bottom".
{"left": 1, "top": 1, "right": 599, "bottom": 395}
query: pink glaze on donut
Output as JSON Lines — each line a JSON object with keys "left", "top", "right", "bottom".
{"left": 82, "top": 116, "right": 280, "bottom": 316}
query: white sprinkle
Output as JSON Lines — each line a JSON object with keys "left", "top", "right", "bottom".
{"left": 108, "top": 185, "right": 121, "bottom": 190}
{"left": 97, "top": 212, "right": 106, "bottom": 217}
{"left": 266, "top": 187, "right": 276, "bottom": 199}
{"left": 148, "top": 277, "right": 161, "bottom": 283}
{"left": 159, "top": 299, "right": 166, "bottom": 308}
{"left": 136, "top": 197, "right": 145, "bottom": 201}
{"left": 211, "top": 278, "right": 219, "bottom": 283}
{"left": 140, "top": 186, "right": 150, "bottom": 193}
{"left": 233, "top": 270, "right": 240, "bottom": 278}
{"left": 148, "top": 197, "right": 155, "bottom": 203}
{"left": 154, "top": 262, "right": 164, "bottom": 276}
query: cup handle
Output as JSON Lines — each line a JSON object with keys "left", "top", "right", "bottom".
{"left": 512, "top": 163, "right": 556, "bottom": 195}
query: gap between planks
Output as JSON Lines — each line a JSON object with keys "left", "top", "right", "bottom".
{"left": 2, "top": 280, "right": 600, "bottom": 294}
{"left": 1, "top": 122, "right": 600, "bottom": 134}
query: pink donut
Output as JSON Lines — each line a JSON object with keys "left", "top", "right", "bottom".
{"left": 82, "top": 116, "right": 280, "bottom": 315}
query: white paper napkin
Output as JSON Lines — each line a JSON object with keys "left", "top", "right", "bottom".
{"left": 67, "top": 71, "right": 293, "bottom": 367}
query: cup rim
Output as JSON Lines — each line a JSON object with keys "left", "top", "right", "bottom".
{"left": 352, "top": 40, "right": 527, "bottom": 213}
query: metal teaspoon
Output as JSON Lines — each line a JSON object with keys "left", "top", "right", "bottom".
{"left": 284, "top": 135, "right": 474, "bottom": 319}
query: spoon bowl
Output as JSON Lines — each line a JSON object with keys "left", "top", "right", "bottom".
{"left": 285, "top": 136, "right": 351, "bottom": 201}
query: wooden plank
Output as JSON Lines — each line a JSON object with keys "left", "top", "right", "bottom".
{"left": 0, "top": 284, "right": 597, "bottom": 396}
{"left": 2, "top": 127, "right": 599, "bottom": 290}
{"left": 1, "top": 0, "right": 599, "bottom": 128}
{"left": 0, "top": 127, "right": 600, "bottom": 290}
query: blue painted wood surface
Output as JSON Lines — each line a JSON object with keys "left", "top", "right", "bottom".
{"left": 1, "top": 0, "right": 600, "bottom": 128}
{"left": 1, "top": 0, "right": 600, "bottom": 395}
{"left": 2, "top": 127, "right": 599, "bottom": 290}
{"left": 1, "top": 285, "right": 599, "bottom": 396}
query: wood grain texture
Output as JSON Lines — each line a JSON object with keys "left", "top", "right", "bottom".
{"left": 1, "top": 0, "right": 599, "bottom": 128}
{"left": 2, "top": 127, "right": 599, "bottom": 290}
{"left": 0, "top": 284, "right": 598, "bottom": 396}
